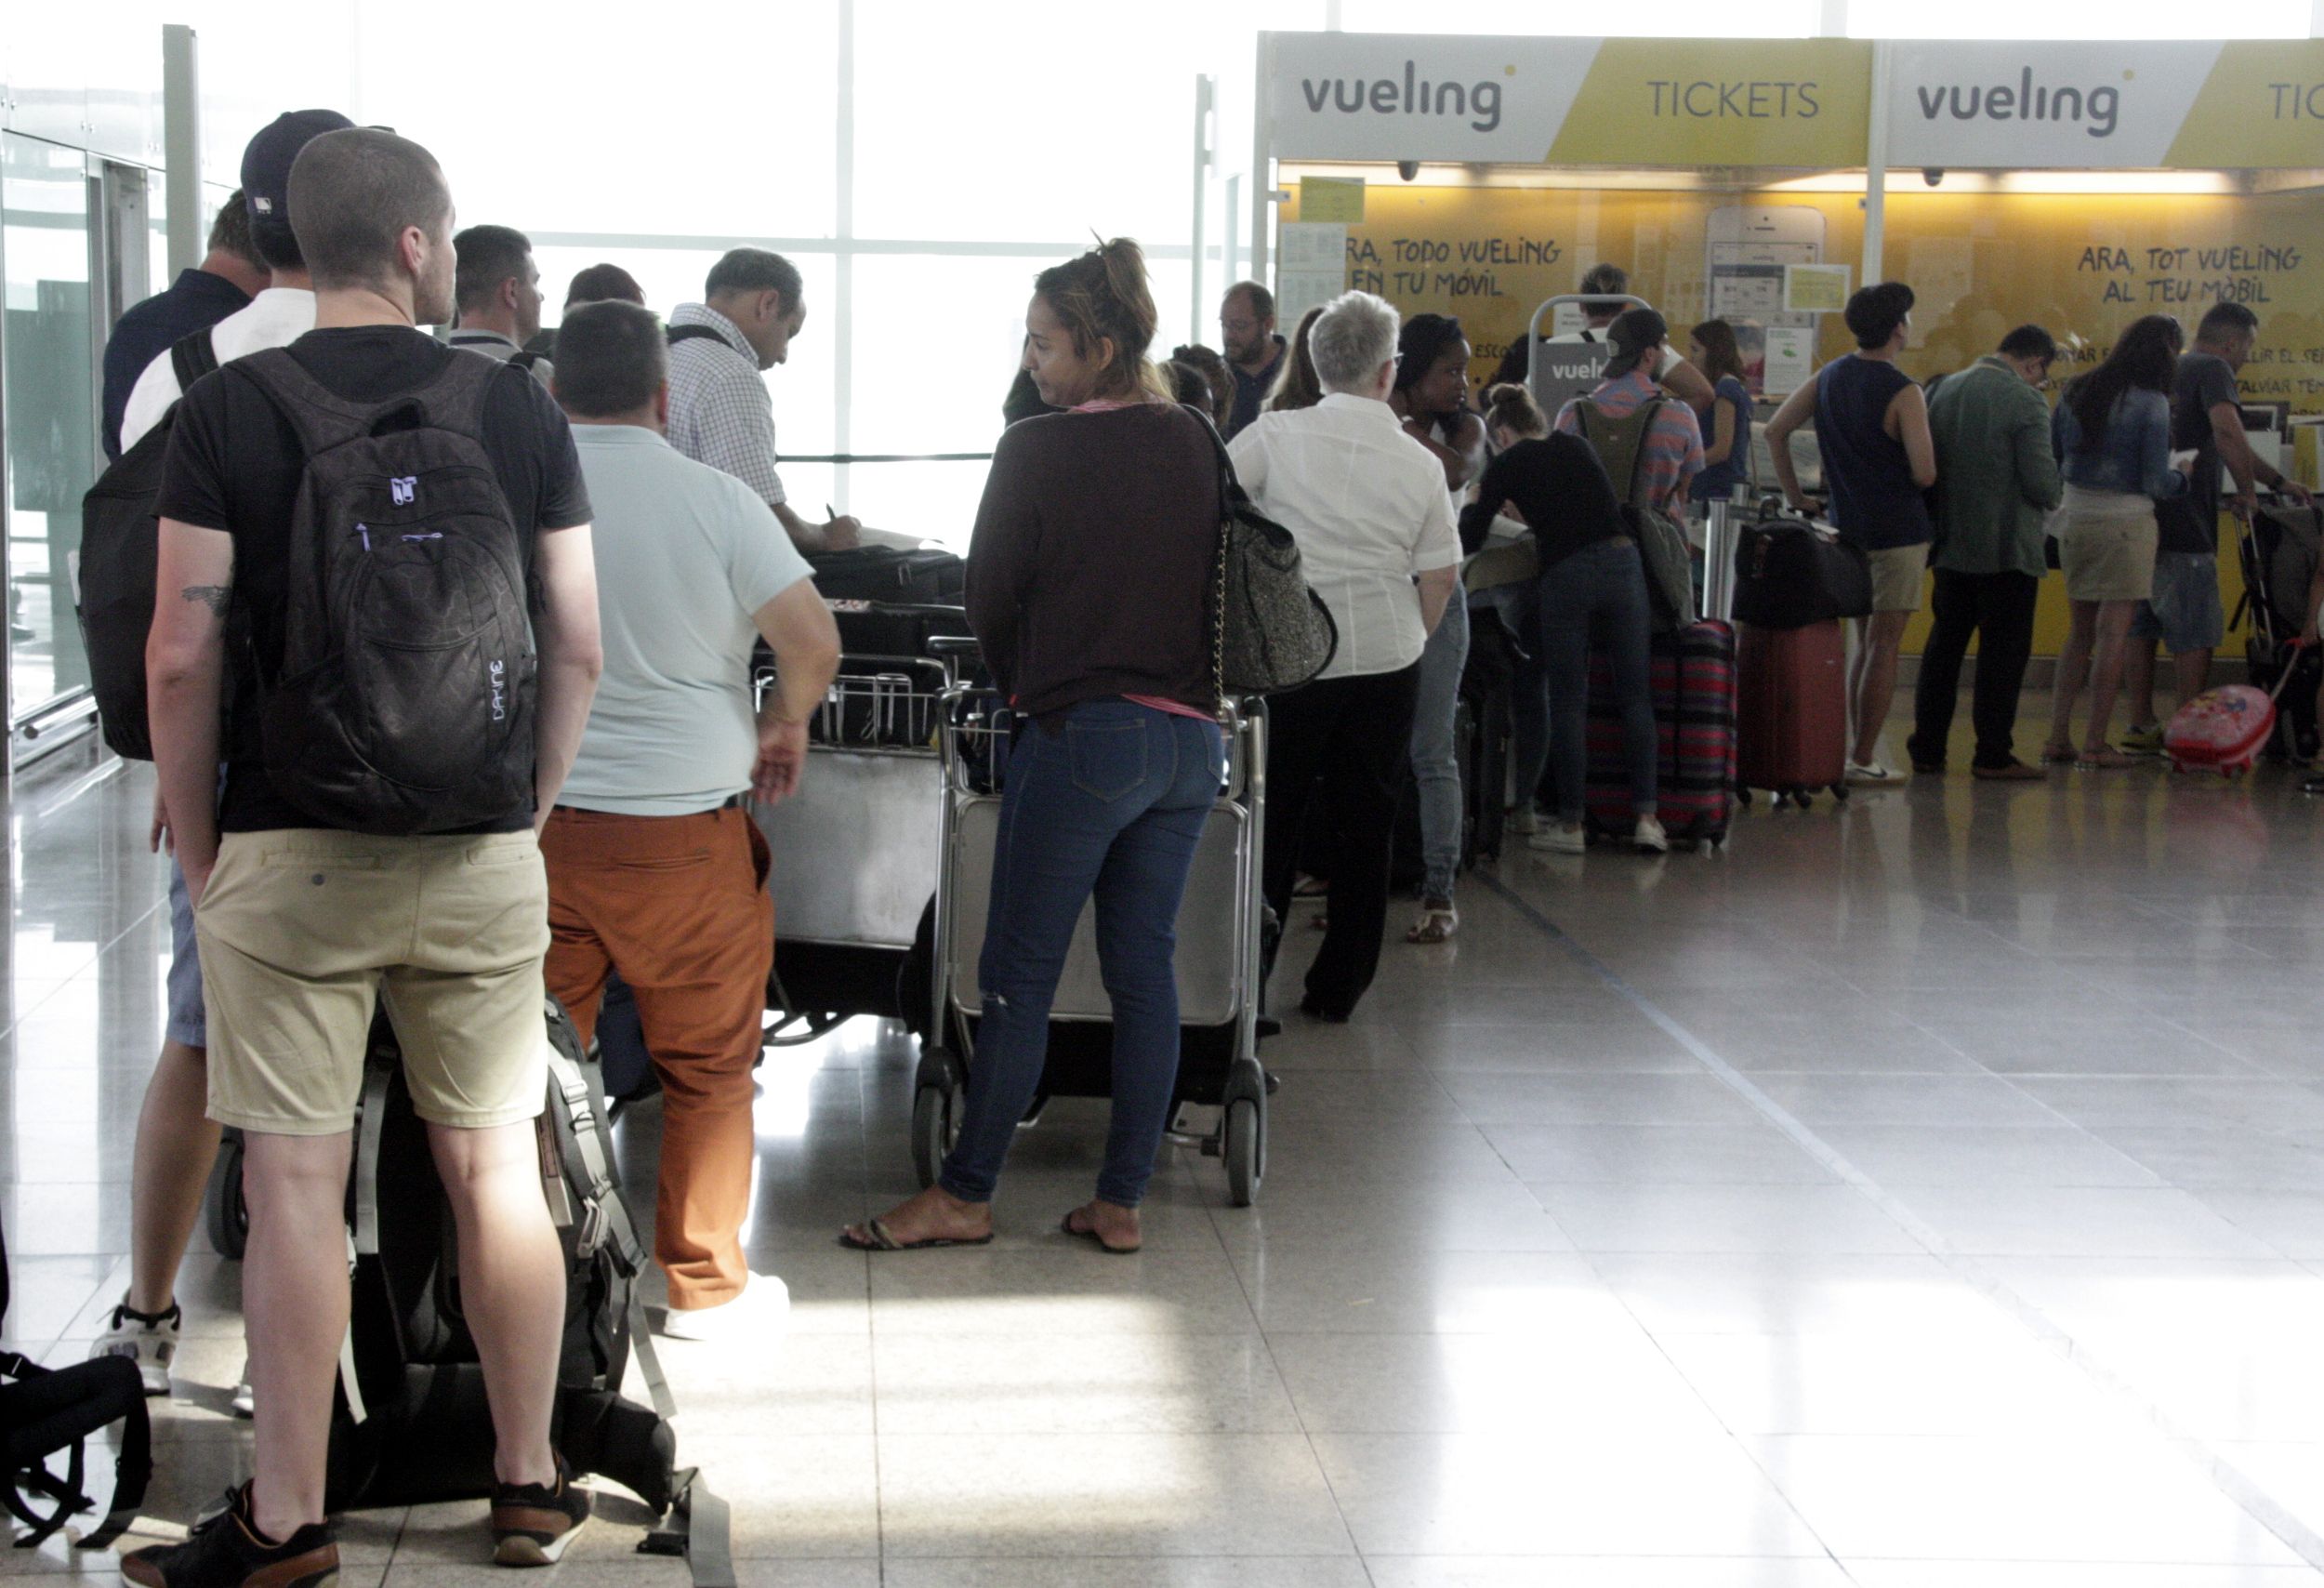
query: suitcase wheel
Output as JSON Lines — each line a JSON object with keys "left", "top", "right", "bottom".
{"left": 205, "top": 1131, "right": 248, "bottom": 1260}
{"left": 910, "top": 1047, "right": 966, "bottom": 1190}
{"left": 1830, "top": 784, "right": 1849, "bottom": 802}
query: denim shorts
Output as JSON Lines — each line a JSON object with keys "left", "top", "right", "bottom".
{"left": 165, "top": 856, "right": 205, "bottom": 1049}
{"left": 2130, "top": 551, "right": 2225, "bottom": 654}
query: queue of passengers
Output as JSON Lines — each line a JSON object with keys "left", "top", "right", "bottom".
{"left": 86, "top": 96, "right": 2318, "bottom": 1588}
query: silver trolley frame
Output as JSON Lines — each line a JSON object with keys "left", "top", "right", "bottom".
{"left": 909, "top": 670, "right": 1271, "bottom": 1208}
{"left": 750, "top": 643, "right": 962, "bottom": 1044}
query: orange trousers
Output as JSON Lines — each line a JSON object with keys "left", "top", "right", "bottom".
{"left": 541, "top": 805, "right": 772, "bottom": 1311}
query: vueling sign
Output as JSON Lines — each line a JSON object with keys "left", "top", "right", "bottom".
{"left": 1298, "top": 62, "right": 1505, "bottom": 133}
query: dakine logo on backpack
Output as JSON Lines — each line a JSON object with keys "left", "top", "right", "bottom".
{"left": 230, "top": 349, "right": 537, "bottom": 835}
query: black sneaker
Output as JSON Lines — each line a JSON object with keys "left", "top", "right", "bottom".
{"left": 121, "top": 1484, "right": 337, "bottom": 1588}
{"left": 490, "top": 1457, "right": 591, "bottom": 1567}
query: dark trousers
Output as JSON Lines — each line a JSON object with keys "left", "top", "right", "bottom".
{"left": 1908, "top": 567, "right": 2040, "bottom": 771}
{"left": 1261, "top": 663, "right": 1421, "bottom": 1019}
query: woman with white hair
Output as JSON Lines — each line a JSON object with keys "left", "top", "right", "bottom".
{"left": 1228, "top": 291, "right": 1461, "bottom": 1024}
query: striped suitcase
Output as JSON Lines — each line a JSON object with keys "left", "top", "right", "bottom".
{"left": 1582, "top": 619, "right": 1737, "bottom": 849}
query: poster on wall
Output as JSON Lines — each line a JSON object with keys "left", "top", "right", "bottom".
{"left": 1274, "top": 221, "right": 1348, "bottom": 328}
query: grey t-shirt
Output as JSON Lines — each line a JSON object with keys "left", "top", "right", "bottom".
{"left": 2156, "top": 351, "right": 2239, "bottom": 555}
{"left": 561, "top": 425, "right": 812, "bottom": 815}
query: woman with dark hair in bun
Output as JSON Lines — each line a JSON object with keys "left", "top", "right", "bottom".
{"left": 844, "top": 239, "right": 1223, "bottom": 1257}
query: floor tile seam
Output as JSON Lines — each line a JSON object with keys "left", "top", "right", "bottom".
{"left": 1213, "top": 1205, "right": 1370, "bottom": 1566}
{"left": 0, "top": 889, "right": 170, "bottom": 1042}
{"left": 1475, "top": 868, "right": 2324, "bottom": 1573}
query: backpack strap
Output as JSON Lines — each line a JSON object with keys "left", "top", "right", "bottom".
{"left": 667, "top": 324, "right": 733, "bottom": 350}
{"left": 541, "top": 1036, "right": 678, "bottom": 1423}
{"left": 168, "top": 327, "right": 218, "bottom": 390}
{"left": 233, "top": 345, "right": 507, "bottom": 459}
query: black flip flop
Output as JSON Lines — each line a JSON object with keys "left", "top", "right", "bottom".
{"left": 1059, "top": 1211, "right": 1142, "bottom": 1256}
{"left": 838, "top": 1217, "right": 994, "bottom": 1252}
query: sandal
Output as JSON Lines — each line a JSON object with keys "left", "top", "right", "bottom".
{"left": 2075, "top": 746, "right": 2138, "bottom": 770}
{"left": 2040, "top": 741, "right": 2078, "bottom": 764}
{"left": 1290, "top": 874, "right": 1328, "bottom": 899}
{"left": 838, "top": 1217, "right": 994, "bottom": 1252}
{"left": 1060, "top": 1210, "right": 1141, "bottom": 1255}
{"left": 1405, "top": 903, "right": 1459, "bottom": 944}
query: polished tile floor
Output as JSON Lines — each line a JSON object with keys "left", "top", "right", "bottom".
{"left": 9, "top": 699, "right": 2324, "bottom": 1585}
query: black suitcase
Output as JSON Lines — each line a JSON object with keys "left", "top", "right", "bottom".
{"left": 1732, "top": 516, "right": 1873, "bottom": 629}
{"left": 807, "top": 546, "right": 966, "bottom": 603}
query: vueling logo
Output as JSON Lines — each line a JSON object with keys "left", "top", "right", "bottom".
{"left": 1299, "top": 60, "right": 1505, "bottom": 133}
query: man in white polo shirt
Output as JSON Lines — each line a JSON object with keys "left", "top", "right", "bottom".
{"left": 545, "top": 300, "right": 839, "bottom": 1340}
{"left": 1228, "top": 290, "right": 1459, "bottom": 1025}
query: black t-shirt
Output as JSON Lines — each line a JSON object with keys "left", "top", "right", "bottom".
{"left": 2155, "top": 351, "right": 2239, "bottom": 555}
{"left": 156, "top": 326, "right": 592, "bottom": 834}
{"left": 1459, "top": 433, "right": 1629, "bottom": 569}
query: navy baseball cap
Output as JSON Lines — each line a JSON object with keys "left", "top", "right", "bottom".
{"left": 241, "top": 110, "right": 356, "bottom": 234}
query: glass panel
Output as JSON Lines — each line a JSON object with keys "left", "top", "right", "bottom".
{"left": 2, "top": 132, "right": 98, "bottom": 724}
{"left": 844, "top": 460, "right": 992, "bottom": 555}
{"left": 344, "top": 3, "right": 840, "bottom": 240}
{"left": 852, "top": 1, "right": 1316, "bottom": 244}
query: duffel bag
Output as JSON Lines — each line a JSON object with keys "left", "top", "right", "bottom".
{"left": 1732, "top": 518, "right": 1873, "bottom": 630}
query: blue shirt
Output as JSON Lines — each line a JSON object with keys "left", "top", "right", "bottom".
{"left": 1690, "top": 375, "right": 1753, "bottom": 504}
{"left": 1813, "top": 353, "right": 1931, "bottom": 550}
{"left": 100, "top": 268, "right": 250, "bottom": 460}
{"left": 2051, "top": 387, "right": 2187, "bottom": 501}
{"left": 1225, "top": 336, "right": 1287, "bottom": 438}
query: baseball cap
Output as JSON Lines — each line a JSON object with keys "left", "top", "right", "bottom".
{"left": 241, "top": 110, "right": 357, "bottom": 234}
{"left": 1608, "top": 307, "right": 1669, "bottom": 362}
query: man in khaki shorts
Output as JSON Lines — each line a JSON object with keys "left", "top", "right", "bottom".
{"left": 134, "top": 126, "right": 604, "bottom": 1588}
{"left": 1766, "top": 282, "right": 1937, "bottom": 783}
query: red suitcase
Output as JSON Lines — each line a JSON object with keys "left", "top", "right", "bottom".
{"left": 1735, "top": 619, "right": 1849, "bottom": 807}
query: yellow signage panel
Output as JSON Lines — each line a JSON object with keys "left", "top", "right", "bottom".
{"left": 2169, "top": 40, "right": 2324, "bottom": 168}
{"left": 1299, "top": 176, "right": 1367, "bottom": 223}
{"left": 1544, "top": 39, "right": 1872, "bottom": 167}
{"left": 1785, "top": 262, "right": 1853, "bottom": 313}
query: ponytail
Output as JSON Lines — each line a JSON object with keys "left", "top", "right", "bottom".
{"left": 1033, "top": 237, "right": 1168, "bottom": 402}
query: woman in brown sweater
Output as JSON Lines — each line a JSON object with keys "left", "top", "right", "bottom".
{"left": 844, "top": 240, "right": 1222, "bottom": 1256}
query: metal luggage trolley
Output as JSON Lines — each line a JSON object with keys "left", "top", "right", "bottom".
{"left": 751, "top": 605, "right": 969, "bottom": 1043}
{"left": 910, "top": 658, "right": 1272, "bottom": 1208}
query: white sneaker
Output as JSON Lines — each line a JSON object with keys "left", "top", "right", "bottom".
{"left": 91, "top": 1300, "right": 179, "bottom": 1396}
{"left": 661, "top": 1271, "right": 791, "bottom": 1343}
{"left": 1845, "top": 761, "right": 1897, "bottom": 785}
{"left": 1529, "top": 822, "right": 1586, "bottom": 855}
{"left": 1504, "top": 807, "right": 1540, "bottom": 836}
{"left": 1632, "top": 815, "right": 1670, "bottom": 854}
{"left": 231, "top": 1374, "right": 254, "bottom": 1418}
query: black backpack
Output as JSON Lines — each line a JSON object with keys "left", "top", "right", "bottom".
{"left": 0, "top": 1213, "right": 150, "bottom": 1549}
{"left": 324, "top": 999, "right": 728, "bottom": 1579}
{"left": 76, "top": 330, "right": 221, "bottom": 761}
{"left": 232, "top": 348, "right": 538, "bottom": 834}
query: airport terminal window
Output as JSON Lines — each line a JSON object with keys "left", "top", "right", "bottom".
{"left": 2, "top": 134, "right": 99, "bottom": 726}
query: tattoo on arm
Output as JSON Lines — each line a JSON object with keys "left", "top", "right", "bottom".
{"left": 180, "top": 585, "right": 231, "bottom": 616}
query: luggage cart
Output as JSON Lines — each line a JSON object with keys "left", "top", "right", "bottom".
{"left": 751, "top": 617, "right": 965, "bottom": 1043}
{"left": 909, "top": 678, "right": 1271, "bottom": 1208}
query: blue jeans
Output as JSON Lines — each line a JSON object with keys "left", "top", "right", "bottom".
{"left": 1538, "top": 538, "right": 1658, "bottom": 823}
{"left": 940, "top": 699, "right": 1224, "bottom": 1209}
{"left": 1407, "top": 595, "right": 1469, "bottom": 900}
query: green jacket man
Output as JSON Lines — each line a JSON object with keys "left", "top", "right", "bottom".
{"left": 1907, "top": 328, "right": 2064, "bottom": 779}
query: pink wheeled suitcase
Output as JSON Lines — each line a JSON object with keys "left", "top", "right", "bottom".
{"left": 2165, "top": 650, "right": 2307, "bottom": 776}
